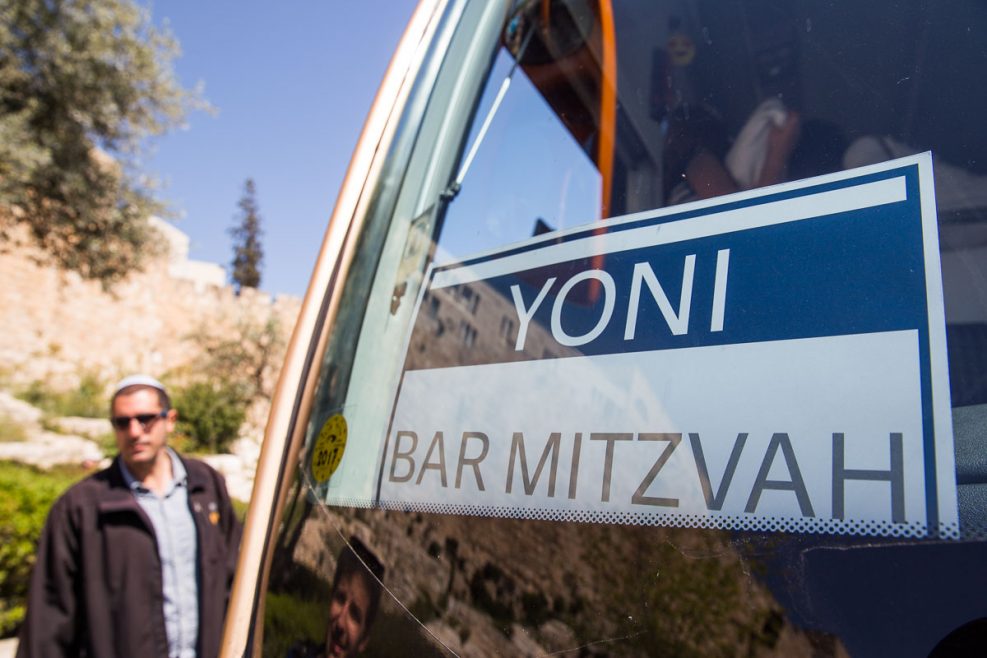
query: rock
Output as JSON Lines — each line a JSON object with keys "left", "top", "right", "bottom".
{"left": 0, "top": 393, "right": 104, "bottom": 468}
{"left": 0, "top": 430, "right": 103, "bottom": 469}
{"left": 223, "top": 472, "right": 255, "bottom": 505}
{"left": 0, "top": 388, "right": 257, "bottom": 502}
{"left": 422, "top": 621, "right": 463, "bottom": 656}
{"left": 509, "top": 623, "right": 548, "bottom": 657}
{"left": 201, "top": 453, "right": 255, "bottom": 503}
{"left": 0, "top": 637, "right": 18, "bottom": 658}
{"left": 0, "top": 391, "right": 42, "bottom": 426}
{"left": 230, "top": 436, "right": 261, "bottom": 469}
{"left": 201, "top": 453, "right": 242, "bottom": 473}
{"left": 538, "top": 619, "right": 578, "bottom": 650}
{"left": 50, "top": 416, "right": 112, "bottom": 439}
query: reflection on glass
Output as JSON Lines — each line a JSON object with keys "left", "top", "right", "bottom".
{"left": 263, "top": 1, "right": 987, "bottom": 656}
{"left": 283, "top": 537, "right": 385, "bottom": 658}
{"left": 438, "top": 49, "right": 602, "bottom": 262}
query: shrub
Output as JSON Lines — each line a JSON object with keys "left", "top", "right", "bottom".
{"left": 231, "top": 497, "right": 249, "bottom": 523}
{"left": 93, "top": 431, "right": 118, "bottom": 456}
{"left": 172, "top": 381, "right": 247, "bottom": 454}
{"left": 521, "top": 591, "right": 550, "bottom": 627}
{"left": 262, "top": 592, "right": 326, "bottom": 657}
{"left": 0, "top": 462, "right": 86, "bottom": 637}
{"left": 0, "top": 415, "right": 29, "bottom": 443}
{"left": 17, "top": 371, "right": 108, "bottom": 418}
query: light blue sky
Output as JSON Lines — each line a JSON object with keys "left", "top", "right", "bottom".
{"left": 146, "top": 1, "right": 418, "bottom": 297}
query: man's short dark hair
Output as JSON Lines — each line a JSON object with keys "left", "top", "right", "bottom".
{"left": 332, "top": 537, "right": 385, "bottom": 632}
{"left": 111, "top": 384, "right": 171, "bottom": 414}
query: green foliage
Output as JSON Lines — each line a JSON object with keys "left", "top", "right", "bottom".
{"left": 0, "top": 461, "right": 86, "bottom": 637}
{"left": 231, "top": 496, "right": 249, "bottom": 522}
{"left": 172, "top": 381, "right": 246, "bottom": 454}
{"left": 185, "top": 312, "right": 285, "bottom": 404}
{"left": 520, "top": 591, "right": 550, "bottom": 627}
{"left": 637, "top": 543, "right": 744, "bottom": 657}
{"left": 469, "top": 562, "right": 517, "bottom": 626}
{"left": 229, "top": 178, "right": 263, "bottom": 293}
{"left": 262, "top": 591, "right": 447, "bottom": 658}
{"left": 169, "top": 312, "right": 286, "bottom": 454}
{"left": 362, "top": 608, "right": 449, "bottom": 657}
{"left": 0, "top": 414, "right": 28, "bottom": 443}
{"left": 408, "top": 593, "right": 441, "bottom": 625}
{"left": 17, "top": 371, "right": 108, "bottom": 418}
{"left": 0, "top": 0, "right": 205, "bottom": 284}
{"left": 262, "top": 591, "right": 326, "bottom": 657}
{"left": 95, "top": 430, "right": 117, "bottom": 455}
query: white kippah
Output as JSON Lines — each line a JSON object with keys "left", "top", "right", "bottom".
{"left": 114, "top": 374, "right": 167, "bottom": 395}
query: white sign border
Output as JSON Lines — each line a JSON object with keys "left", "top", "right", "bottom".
{"left": 371, "top": 153, "right": 958, "bottom": 539}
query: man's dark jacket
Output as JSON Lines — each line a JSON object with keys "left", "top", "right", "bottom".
{"left": 17, "top": 455, "right": 241, "bottom": 658}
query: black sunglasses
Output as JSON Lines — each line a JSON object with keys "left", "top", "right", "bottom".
{"left": 110, "top": 411, "right": 168, "bottom": 431}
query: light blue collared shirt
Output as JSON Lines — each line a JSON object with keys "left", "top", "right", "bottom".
{"left": 120, "top": 449, "right": 199, "bottom": 658}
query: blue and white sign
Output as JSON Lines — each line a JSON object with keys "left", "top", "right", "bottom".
{"left": 370, "top": 154, "right": 957, "bottom": 538}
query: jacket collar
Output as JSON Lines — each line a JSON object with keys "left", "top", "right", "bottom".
{"left": 98, "top": 451, "right": 206, "bottom": 516}
{"left": 97, "top": 459, "right": 144, "bottom": 516}
{"left": 108, "top": 451, "right": 207, "bottom": 491}
{"left": 118, "top": 448, "right": 188, "bottom": 495}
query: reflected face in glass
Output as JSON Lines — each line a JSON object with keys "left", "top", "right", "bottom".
{"left": 325, "top": 572, "right": 372, "bottom": 658}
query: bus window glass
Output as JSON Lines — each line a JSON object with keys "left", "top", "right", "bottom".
{"left": 437, "top": 47, "right": 602, "bottom": 262}
{"left": 254, "top": 1, "right": 987, "bottom": 656}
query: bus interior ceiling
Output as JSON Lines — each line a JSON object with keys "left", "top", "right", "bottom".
{"left": 512, "top": 0, "right": 987, "bottom": 354}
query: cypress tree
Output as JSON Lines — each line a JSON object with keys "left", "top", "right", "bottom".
{"left": 229, "top": 178, "right": 263, "bottom": 293}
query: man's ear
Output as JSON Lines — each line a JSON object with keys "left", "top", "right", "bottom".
{"left": 165, "top": 409, "right": 178, "bottom": 431}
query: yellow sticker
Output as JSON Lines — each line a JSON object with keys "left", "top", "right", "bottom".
{"left": 311, "top": 414, "right": 347, "bottom": 484}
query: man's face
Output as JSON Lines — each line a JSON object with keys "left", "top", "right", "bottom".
{"left": 326, "top": 572, "right": 372, "bottom": 658}
{"left": 111, "top": 388, "right": 175, "bottom": 472}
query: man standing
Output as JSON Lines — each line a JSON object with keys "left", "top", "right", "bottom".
{"left": 17, "top": 375, "right": 241, "bottom": 658}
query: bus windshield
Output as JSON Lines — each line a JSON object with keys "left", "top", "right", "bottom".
{"left": 239, "top": 1, "right": 987, "bottom": 656}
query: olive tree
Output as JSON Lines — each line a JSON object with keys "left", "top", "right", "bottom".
{"left": 0, "top": 0, "right": 204, "bottom": 283}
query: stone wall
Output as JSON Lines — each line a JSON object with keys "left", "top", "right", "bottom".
{"left": 0, "top": 222, "right": 301, "bottom": 405}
